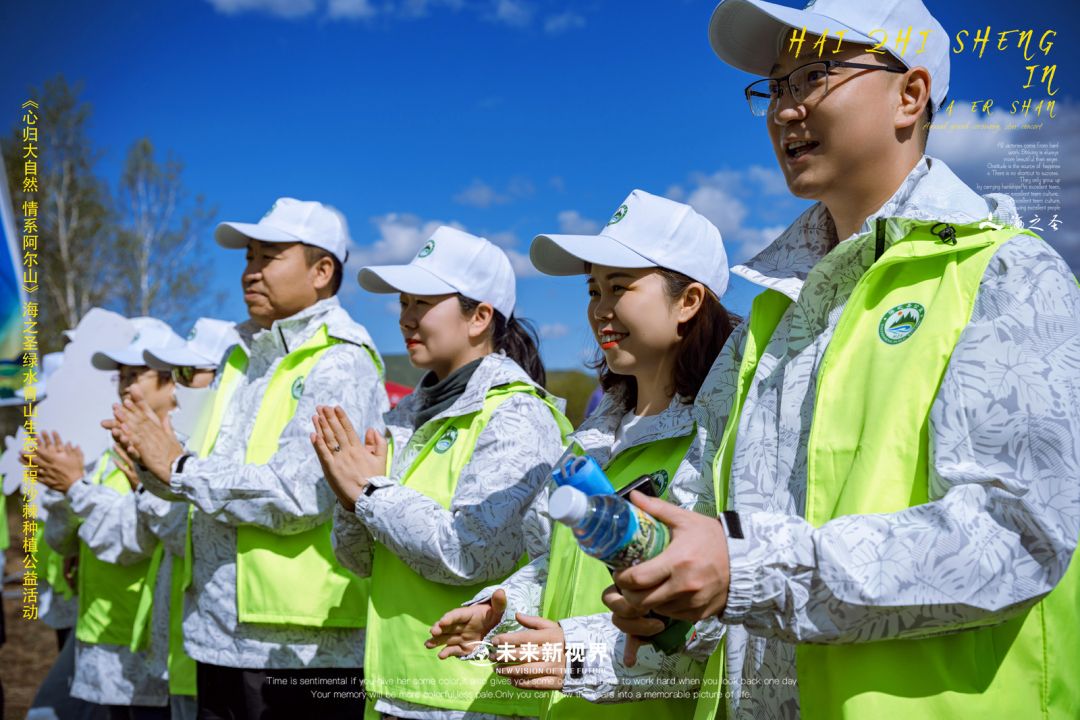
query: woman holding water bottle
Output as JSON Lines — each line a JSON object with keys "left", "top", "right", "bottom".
{"left": 313, "top": 227, "right": 571, "bottom": 720}
{"left": 427, "top": 189, "right": 739, "bottom": 719}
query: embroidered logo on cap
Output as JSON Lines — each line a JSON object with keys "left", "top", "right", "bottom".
{"left": 606, "top": 204, "right": 628, "bottom": 226}
{"left": 418, "top": 240, "right": 435, "bottom": 258}
{"left": 878, "top": 303, "right": 925, "bottom": 344}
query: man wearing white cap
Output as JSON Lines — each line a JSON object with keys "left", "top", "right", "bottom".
{"left": 109, "top": 198, "right": 388, "bottom": 719}
{"left": 603, "top": 2, "right": 1080, "bottom": 719}
{"left": 39, "top": 316, "right": 185, "bottom": 717}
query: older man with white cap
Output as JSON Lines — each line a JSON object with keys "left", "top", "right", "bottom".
{"left": 110, "top": 198, "right": 389, "bottom": 719}
{"left": 596, "top": 2, "right": 1080, "bottom": 720}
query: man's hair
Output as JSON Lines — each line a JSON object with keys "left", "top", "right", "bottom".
{"left": 302, "top": 245, "right": 343, "bottom": 296}
{"left": 919, "top": 104, "right": 934, "bottom": 149}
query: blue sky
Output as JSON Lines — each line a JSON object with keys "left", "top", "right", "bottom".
{"left": 1, "top": 0, "right": 1075, "bottom": 369}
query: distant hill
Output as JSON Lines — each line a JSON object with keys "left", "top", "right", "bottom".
{"left": 382, "top": 354, "right": 426, "bottom": 387}
{"left": 382, "top": 355, "right": 597, "bottom": 428}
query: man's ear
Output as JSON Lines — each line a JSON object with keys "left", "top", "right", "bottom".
{"left": 896, "top": 66, "right": 932, "bottom": 134}
{"left": 311, "top": 255, "right": 335, "bottom": 293}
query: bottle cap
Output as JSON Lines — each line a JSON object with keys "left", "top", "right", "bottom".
{"left": 548, "top": 485, "right": 589, "bottom": 526}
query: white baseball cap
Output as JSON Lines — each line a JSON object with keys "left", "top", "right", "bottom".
{"left": 358, "top": 227, "right": 517, "bottom": 319}
{"left": 91, "top": 317, "right": 185, "bottom": 370}
{"left": 144, "top": 317, "right": 240, "bottom": 371}
{"left": 530, "top": 189, "right": 730, "bottom": 299}
{"left": 708, "top": 0, "right": 950, "bottom": 111}
{"left": 215, "top": 197, "right": 351, "bottom": 265}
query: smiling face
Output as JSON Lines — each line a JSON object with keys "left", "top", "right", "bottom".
{"left": 587, "top": 265, "right": 687, "bottom": 382}
{"left": 242, "top": 240, "right": 332, "bottom": 328}
{"left": 767, "top": 43, "right": 913, "bottom": 208}
{"left": 398, "top": 293, "right": 494, "bottom": 380}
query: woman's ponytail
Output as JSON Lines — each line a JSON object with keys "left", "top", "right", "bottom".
{"left": 457, "top": 296, "right": 547, "bottom": 386}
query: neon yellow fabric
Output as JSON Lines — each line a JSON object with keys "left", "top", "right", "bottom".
{"left": 365, "top": 383, "right": 571, "bottom": 716}
{"left": 701, "top": 223, "right": 1080, "bottom": 718}
{"left": 236, "top": 326, "right": 375, "bottom": 627}
{"left": 75, "top": 455, "right": 153, "bottom": 646}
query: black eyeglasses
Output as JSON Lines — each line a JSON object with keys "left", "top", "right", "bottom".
{"left": 744, "top": 60, "right": 907, "bottom": 117}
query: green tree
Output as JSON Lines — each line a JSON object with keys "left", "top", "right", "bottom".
{"left": 113, "top": 138, "right": 217, "bottom": 325}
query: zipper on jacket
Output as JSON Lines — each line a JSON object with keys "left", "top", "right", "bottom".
{"left": 278, "top": 324, "right": 289, "bottom": 353}
{"left": 874, "top": 217, "right": 886, "bottom": 261}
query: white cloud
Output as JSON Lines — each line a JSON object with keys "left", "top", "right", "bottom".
{"left": 543, "top": 11, "right": 584, "bottom": 34}
{"left": 327, "top": 0, "right": 377, "bottom": 19}
{"left": 666, "top": 168, "right": 795, "bottom": 263}
{"left": 682, "top": 185, "right": 748, "bottom": 237}
{"left": 349, "top": 213, "right": 453, "bottom": 270}
{"left": 746, "top": 165, "right": 789, "bottom": 195}
{"left": 489, "top": 0, "right": 532, "bottom": 27}
{"left": 453, "top": 176, "right": 533, "bottom": 207}
{"left": 454, "top": 180, "right": 509, "bottom": 208}
{"left": 348, "top": 212, "right": 541, "bottom": 284}
{"left": 540, "top": 323, "right": 570, "bottom": 339}
{"left": 556, "top": 210, "right": 600, "bottom": 235}
{"left": 205, "top": 0, "right": 536, "bottom": 25}
{"left": 206, "top": 0, "right": 317, "bottom": 18}
{"left": 926, "top": 100, "right": 1078, "bottom": 270}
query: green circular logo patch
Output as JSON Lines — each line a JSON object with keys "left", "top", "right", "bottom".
{"left": 649, "top": 469, "right": 671, "bottom": 495}
{"left": 606, "top": 204, "right": 628, "bottom": 226}
{"left": 418, "top": 240, "right": 435, "bottom": 258}
{"left": 291, "top": 376, "right": 305, "bottom": 399}
{"left": 434, "top": 427, "right": 458, "bottom": 454}
{"left": 878, "top": 303, "right": 925, "bottom": 345}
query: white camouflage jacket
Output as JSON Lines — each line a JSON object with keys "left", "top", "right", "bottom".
{"left": 686, "top": 156, "right": 1080, "bottom": 719}
{"left": 139, "top": 296, "right": 389, "bottom": 669}
{"left": 45, "top": 455, "right": 171, "bottom": 706}
{"left": 332, "top": 351, "right": 566, "bottom": 720}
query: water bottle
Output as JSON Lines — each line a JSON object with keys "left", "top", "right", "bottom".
{"left": 548, "top": 485, "right": 694, "bottom": 654}
{"left": 551, "top": 455, "right": 615, "bottom": 496}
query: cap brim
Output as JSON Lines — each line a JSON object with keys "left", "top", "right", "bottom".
{"left": 529, "top": 234, "right": 655, "bottom": 276}
{"left": 143, "top": 347, "right": 217, "bottom": 371}
{"left": 91, "top": 349, "right": 149, "bottom": 371}
{"left": 708, "top": 0, "right": 875, "bottom": 76}
{"left": 214, "top": 221, "right": 305, "bottom": 249}
{"left": 357, "top": 264, "right": 458, "bottom": 296}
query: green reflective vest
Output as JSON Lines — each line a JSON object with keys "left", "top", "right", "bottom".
{"left": 129, "top": 343, "right": 248, "bottom": 697}
{"left": 235, "top": 325, "right": 378, "bottom": 627}
{"left": 38, "top": 523, "right": 75, "bottom": 601}
{"left": 75, "top": 454, "right": 154, "bottom": 646}
{"left": 695, "top": 222, "right": 1080, "bottom": 719}
{"left": 365, "top": 382, "right": 572, "bottom": 716}
{"left": 539, "top": 429, "right": 697, "bottom": 720}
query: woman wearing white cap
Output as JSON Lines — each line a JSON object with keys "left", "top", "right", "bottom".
{"left": 313, "top": 226, "right": 572, "bottom": 719}
{"left": 426, "top": 189, "right": 740, "bottom": 720}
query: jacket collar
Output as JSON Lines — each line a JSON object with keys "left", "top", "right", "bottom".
{"left": 389, "top": 352, "right": 550, "bottom": 430}
{"left": 732, "top": 155, "right": 1022, "bottom": 301}
{"left": 236, "top": 297, "right": 378, "bottom": 364}
{"left": 571, "top": 392, "right": 696, "bottom": 468}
